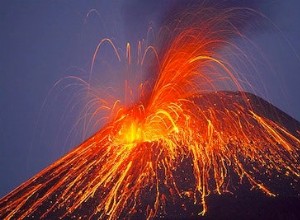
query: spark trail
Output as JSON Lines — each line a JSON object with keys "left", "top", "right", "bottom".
{"left": 0, "top": 7, "right": 300, "bottom": 220}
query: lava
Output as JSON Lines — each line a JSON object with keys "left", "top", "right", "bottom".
{"left": 1, "top": 7, "right": 300, "bottom": 220}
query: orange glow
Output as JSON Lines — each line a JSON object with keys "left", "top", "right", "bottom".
{"left": 0, "top": 7, "right": 299, "bottom": 220}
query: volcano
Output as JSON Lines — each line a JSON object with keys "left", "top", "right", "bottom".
{"left": 0, "top": 91, "right": 299, "bottom": 220}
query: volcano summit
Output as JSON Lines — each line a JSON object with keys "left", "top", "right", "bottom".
{"left": 0, "top": 91, "right": 299, "bottom": 219}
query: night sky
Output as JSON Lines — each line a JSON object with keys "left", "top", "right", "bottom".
{"left": 1, "top": 0, "right": 300, "bottom": 198}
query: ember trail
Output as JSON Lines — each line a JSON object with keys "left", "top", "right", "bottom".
{"left": 0, "top": 7, "right": 299, "bottom": 220}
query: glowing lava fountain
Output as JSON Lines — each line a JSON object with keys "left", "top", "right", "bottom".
{"left": 1, "top": 7, "right": 299, "bottom": 220}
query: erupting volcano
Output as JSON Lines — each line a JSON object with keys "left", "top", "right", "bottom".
{"left": 1, "top": 6, "right": 299, "bottom": 220}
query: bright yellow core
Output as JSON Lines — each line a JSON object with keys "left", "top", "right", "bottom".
{"left": 123, "top": 121, "right": 143, "bottom": 144}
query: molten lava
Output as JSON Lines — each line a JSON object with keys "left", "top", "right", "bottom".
{"left": 1, "top": 7, "right": 300, "bottom": 220}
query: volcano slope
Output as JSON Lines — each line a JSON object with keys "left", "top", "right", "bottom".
{"left": 0, "top": 91, "right": 299, "bottom": 220}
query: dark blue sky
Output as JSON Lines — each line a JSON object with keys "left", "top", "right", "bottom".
{"left": 1, "top": 0, "right": 300, "bottom": 197}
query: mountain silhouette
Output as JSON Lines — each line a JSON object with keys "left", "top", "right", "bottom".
{"left": 0, "top": 91, "right": 299, "bottom": 220}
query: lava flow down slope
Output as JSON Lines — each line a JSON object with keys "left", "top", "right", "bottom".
{"left": 1, "top": 6, "right": 300, "bottom": 220}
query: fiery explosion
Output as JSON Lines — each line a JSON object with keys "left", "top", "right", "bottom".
{"left": 1, "top": 7, "right": 300, "bottom": 220}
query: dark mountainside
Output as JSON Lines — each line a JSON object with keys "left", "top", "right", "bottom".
{"left": 0, "top": 91, "right": 299, "bottom": 220}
